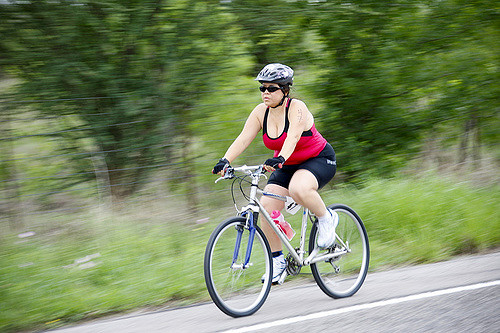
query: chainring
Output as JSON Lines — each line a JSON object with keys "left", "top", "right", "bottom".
{"left": 285, "top": 252, "right": 302, "bottom": 276}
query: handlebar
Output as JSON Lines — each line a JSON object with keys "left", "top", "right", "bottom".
{"left": 215, "top": 164, "right": 265, "bottom": 183}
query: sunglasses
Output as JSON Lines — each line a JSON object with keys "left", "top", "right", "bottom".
{"left": 259, "top": 85, "right": 282, "bottom": 93}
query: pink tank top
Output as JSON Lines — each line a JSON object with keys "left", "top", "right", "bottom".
{"left": 262, "top": 99, "right": 327, "bottom": 165}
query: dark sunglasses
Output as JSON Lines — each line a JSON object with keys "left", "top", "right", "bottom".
{"left": 259, "top": 85, "right": 282, "bottom": 93}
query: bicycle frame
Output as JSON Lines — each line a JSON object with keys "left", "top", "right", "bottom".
{"left": 224, "top": 165, "right": 348, "bottom": 271}
{"left": 253, "top": 191, "right": 348, "bottom": 267}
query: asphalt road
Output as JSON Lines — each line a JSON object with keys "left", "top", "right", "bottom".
{"left": 49, "top": 251, "right": 500, "bottom": 333}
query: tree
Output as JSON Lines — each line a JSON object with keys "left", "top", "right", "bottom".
{"left": 0, "top": 0, "right": 236, "bottom": 198}
{"left": 306, "top": 0, "right": 498, "bottom": 178}
{"left": 306, "top": 1, "right": 422, "bottom": 179}
{"left": 222, "top": 0, "right": 312, "bottom": 73}
{"left": 414, "top": 0, "right": 499, "bottom": 168}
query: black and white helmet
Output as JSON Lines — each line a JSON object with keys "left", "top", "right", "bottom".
{"left": 255, "top": 63, "right": 294, "bottom": 86}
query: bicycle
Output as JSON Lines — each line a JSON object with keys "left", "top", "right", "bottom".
{"left": 204, "top": 164, "right": 370, "bottom": 317}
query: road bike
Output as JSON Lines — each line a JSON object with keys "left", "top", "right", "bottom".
{"left": 204, "top": 164, "right": 370, "bottom": 317}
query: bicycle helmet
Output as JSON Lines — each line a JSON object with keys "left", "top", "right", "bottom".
{"left": 255, "top": 63, "right": 294, "bottom": 86}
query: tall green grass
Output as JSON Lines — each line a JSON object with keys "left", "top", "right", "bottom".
{"left": 324, "top": 175, "right": 499, "bottom": 267}
{"left": 1, "top": 175, "right": 498, "bottom": 332}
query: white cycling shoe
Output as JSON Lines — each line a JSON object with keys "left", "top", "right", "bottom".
{"left": 317, "top": 209, "right": 339, "bottom": 248}
{"left": 261, "top": 254, "right": 286, "bottom": 284}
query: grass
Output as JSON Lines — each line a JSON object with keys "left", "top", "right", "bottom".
{"left": 325, "top": 175, "right": 499, "bottom": 266}
{"left": 1, "top": 174, "right": 499, "bottom": 332}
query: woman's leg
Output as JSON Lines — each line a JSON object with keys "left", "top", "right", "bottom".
{"left": 288, "top": 169, "right": 327, "bottom": 217}
{"left": 260, "top": 184, "right": 287, "bottom": 252}
{"left": 289, "top": 169, "right": 337, "bottom": 248}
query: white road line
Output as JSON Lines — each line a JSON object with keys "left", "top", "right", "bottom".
{"left": 222, "top": 280, "right": 500, "bottom": 333}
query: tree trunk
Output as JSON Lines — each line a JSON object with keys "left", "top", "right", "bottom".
{"left": 471, "top": 114, "right": 481, "bottom": 168}
{"left": 458, "top": 118, "right": 472, "bottom": 167}
{"left": 182, "top": 134, "right": 199, "bottom": 213}
{"left": 458, "top": 113, "right": 481, "bottom": 169}
{"left": 1, "top": 108, "right": 24, "bottom": 230}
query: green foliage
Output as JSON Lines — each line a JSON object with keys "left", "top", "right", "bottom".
{"left": 306, "top": 1, "right": 498, "bottom": 179}
{"left": 0, "top": 0, "right": 239, "bottom": 197}
{"left": 220, "top": 0, "right": 310, "bottom": 71}
{"left": 0, "top": 220, "right": 209, "bottom": 332}
{"left": 1, "top": 0, "right": 498, "bottom": 194}
{"left": 327, "top": 175, "right": 500, "bottom": 265}
{"left": 328, "top": 180, "right": 500, "bottom": 279}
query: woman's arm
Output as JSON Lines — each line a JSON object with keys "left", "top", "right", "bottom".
{"left": 222, "top": 105, "right": 263, "bottom": 163}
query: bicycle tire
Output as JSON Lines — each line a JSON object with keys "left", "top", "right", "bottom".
{"left": 204, "top": 216, "right": 272, "bottom": 317}
{"left": 309, "top": 204, "right": 370, "bottom": 298}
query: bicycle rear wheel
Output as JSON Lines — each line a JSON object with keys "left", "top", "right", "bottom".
{"left": 309, "top": 204, "right": 369, "bottom": 298}
{"left": 204, "top": 216, "right": 272, "bottom": 317}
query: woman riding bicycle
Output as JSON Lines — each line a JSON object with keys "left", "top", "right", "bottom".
{"left": 212, "top": 63, "right": 338, "bottom": 283}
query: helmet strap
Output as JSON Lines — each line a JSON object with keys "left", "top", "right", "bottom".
{"left": 270, "top": 88, "right": 289, "bottom": 109}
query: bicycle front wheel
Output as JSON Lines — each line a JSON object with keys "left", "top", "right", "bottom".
{"left": 309, "top": 204, "right": 370, "bottom": 298}
{"left": 204, "top": 216, "right": 272, "bottom": 317}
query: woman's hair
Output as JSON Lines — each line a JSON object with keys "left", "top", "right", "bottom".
{"left": 281, "top": 84, "right": 291, "bottom": 97}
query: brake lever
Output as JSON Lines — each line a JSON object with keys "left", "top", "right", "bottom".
{"left": 214, "top": 167, "right": 234, "bottom": 183}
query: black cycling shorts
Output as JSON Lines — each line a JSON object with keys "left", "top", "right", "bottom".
{"left": 267, "top": 143, "right": 336, "bottom": 190}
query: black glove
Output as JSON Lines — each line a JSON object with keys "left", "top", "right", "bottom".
{"left": 264, "top": 155, "right": 285, "bottom": 169}
{"left": 212, "top": 158, "right": 230, "bottom": 174}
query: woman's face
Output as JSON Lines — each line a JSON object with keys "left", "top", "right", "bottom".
{"left": 260, "top": 83, "right": 284, "bottom": 107}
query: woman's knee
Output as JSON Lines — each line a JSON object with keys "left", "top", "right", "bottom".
{"left": 288, "top": 183, "right": 310, "bottom": 201}
{"left": 288, "top": 182, "right": 299, "bottom": 198}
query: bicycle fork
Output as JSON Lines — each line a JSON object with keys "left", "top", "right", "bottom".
{"left": 230, "top": 211, "right": 256, "bottom": 270}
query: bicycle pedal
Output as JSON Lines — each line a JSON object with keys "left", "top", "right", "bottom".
{"left": 276, "top": 270, "right": 288, "bottom": 285}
